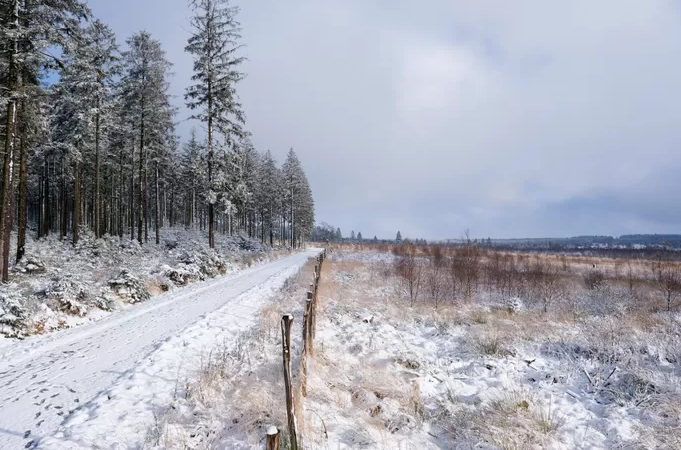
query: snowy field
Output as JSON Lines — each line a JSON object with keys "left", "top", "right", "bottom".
{"left": 3, "top": 246, "right": 679, "bottom": 450}
{"left": 0, "top": 249, "right": 318, "bottom": 450}
{"left": 141, "top": 247, "right": 680, "bottom": 450}
{"left": 0, "top": 229, "right": 283, "bottom": 340}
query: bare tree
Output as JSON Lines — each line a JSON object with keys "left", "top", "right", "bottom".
{"left": 395, "top": 243, "right": 423, "bottom": 306}
{"left": 651, "top": 254, "right": 681, "bottom": 312}
{"left": 535, "top": 259, "right": 565, "bottom": 313}
{"left": 425, "top": 244, "right": 446, "bottom": 309}
{"left": 454, "top": 230, "right": 481, "bottom": 300}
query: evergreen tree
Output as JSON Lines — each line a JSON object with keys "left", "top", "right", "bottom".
{"left": 396, "top": 230, "right": 402, "bottom": 243}
{"left": 282, "top": 149, "right": 314, "bottom": 247}
{"left": 255, "top": 150, "right": 281, "bottom": 246}
{"left": 350, "top": 230, "right": 356, "bottom": 241}
{"left": 185, "top": 0, "right": 246, "bottom": 249}
{"left": 357, "top": 232, "right": 363, "bottom": 242}
{"left": 121, "top": 31, "right": 175, "bottom": 244}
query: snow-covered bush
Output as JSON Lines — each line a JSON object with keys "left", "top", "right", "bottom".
{"left": 162, "top": 264, "right": 204, "bottom": 286}
{"left": 505, "top": 296, "right": 523, "bottom": 313}
{"left": 109, "top": 270, "right": 150, "bottom": 303}
{"left": 0, "top": 289, "right": 28, "bottom": 337}
{"left": 12, "top": 256, "right": 46, "bottom": 274}
{"left": 42, "top": 275, "right": 89, "bottom": 316}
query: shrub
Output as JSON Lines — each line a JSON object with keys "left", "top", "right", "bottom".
{"left": 583, "top": 270, "right": 605, "bottom": 290}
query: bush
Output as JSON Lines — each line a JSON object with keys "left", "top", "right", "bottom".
{"left": 583, "top": 270, "right": 605, "bottom": 290}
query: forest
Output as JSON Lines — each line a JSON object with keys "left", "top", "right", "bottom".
{"left": 0, "top": 0, "right": 315, "bottom": 284}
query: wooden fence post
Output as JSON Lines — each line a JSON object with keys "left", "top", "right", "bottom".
{"left": 302, "top": 293, "right": 312, "bottom": 396}
{"left": 281, "top": 315, "right": 298, "bottom": 450}
{"left": 266, "top": 426, "right": 280, "bottom": 450}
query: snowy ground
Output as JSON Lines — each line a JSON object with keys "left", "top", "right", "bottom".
{"left": 7, "top": 247, "right": 678, "bottom": 450}
{"left": 0, "top": 228, "right": 280, "bottom": 339}
{"left": 141, "top": 248, "right": 681, "bottom": 450}
{"left": 299, "top": 251, "right": 681, "bottom": 450}
{"left": 0, "top": 249, "right": 318, "bottom": 450}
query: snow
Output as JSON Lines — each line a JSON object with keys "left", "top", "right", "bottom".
{"left": 4, "top": 247, "right": 678, "bottom": 449}
{"left": 0, "top": 248, "right": 318, "bottom": 450}
{"left": 297, "top": 251, "right": 681, "bottom": 449}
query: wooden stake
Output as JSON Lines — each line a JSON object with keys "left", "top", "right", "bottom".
{"left": 281, "top": 315, "right": 298, "bottom": 450}
{"left": 266, "top": 426, "right": 280, "bottom": 450}
{"left": 302, "top": 293, "right": 312, "bottom": 396}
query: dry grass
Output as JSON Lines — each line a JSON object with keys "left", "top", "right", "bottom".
{"left": 481, "top": 388, "right": 563, "bottom": 449}
{"left": 145, "top": 257, "right": 319, "bottom": 449}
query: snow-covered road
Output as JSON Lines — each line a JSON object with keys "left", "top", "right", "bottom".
{"left": 0, "top": 249, "right": 317, "bottom": 450}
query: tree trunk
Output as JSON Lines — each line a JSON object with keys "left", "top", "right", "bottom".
{"left": 0, "top": 0, "right": 19, "bottom": 281}
{"left": 73, "top": 161, "right": 81, "bottom": 246}
{"left": 42, "top": 154, "right": 50, "bottom": 237}
{"left": 130, "top": 142, "right": 135, "bottom": 241}
{"left": 16, "top": 101, "right": 27, "bottom": 263}
{"left": 144, "top": 159, "right": 148, "bottom": 243}
{"left": 155, "top": 161, "right": 160, "bottom": 245}
{"left": 94, "top": 107, "right": 101, "bottom": 238}
{"left": 138, "top": 116, "right": 144, "bottom": 244}
{"left": 118, "top": 148, "right": 123, "bottom": 238}
{"left": 60, "top": 158, "right": 66, "bottom": 240}
{"left": 207, "top": 86, "right": 215, "bottom": 248}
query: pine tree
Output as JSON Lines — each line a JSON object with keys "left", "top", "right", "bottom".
{"left": 255, "top": 150, "right": 281, "bottom": 246}
{"left": 121, "top": 31, "right": 175, "bottom": 244}
{"left": 396, "top": 231, "right": 402, "bottom": 244}
{"left": 350, "top": 230, "right": 356, "bottom": 241}
{"left": 357, "top": 232, "right": 363, "bottom": 242}
{"left": 185, "top": 0, "right": 246, "bottom": 248}
{"left": 282, "top": 149, "right": 314, "bottom": 248}
{"left": 84, "top": 20, "right": 121, "bottom": 239}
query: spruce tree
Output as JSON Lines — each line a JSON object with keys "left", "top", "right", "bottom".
{"left": 121, "top": 31, "right": 175, "bottom": 244}
{"left": 185, "top": 0, "right": 246, "bottom": 248}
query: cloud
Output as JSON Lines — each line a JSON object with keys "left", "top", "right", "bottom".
{"left": 87, "top": 0, "right": 681, "bottom": 239}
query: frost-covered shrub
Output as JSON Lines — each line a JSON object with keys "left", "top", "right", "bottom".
{"left": 93, "top": 291, "right": 116, "bottom": 311}
{"left": 505, "top": 297, "right": 523, "bottom": 313}
{"left": 600, "top": 372, "right": 659, "bottom": 407}
{"left": 43, "top": 276, "right": 89, "bottom": 316}
{"left": 162, "top": 264, "right": 204, "bottom": 286}
{"left": 12, "top": 256, "right": 46, "bottom": 274}
{"left": 583, "top": 270, "right": 605, "bottom": 290}
{"left": 0, "top": 289, "right": 28, "bottom": 336}
{"left": 109, "top": 269, "right": 150, "bottom": 303}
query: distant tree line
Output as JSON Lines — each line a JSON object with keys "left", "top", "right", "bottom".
{"left": 0, "top": 0, "right": 315, "bottom": 282}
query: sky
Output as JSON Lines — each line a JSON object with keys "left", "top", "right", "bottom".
{"left": 86, "top": 0, "right": 681, "bottom": 240}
